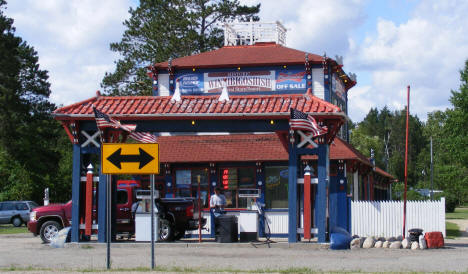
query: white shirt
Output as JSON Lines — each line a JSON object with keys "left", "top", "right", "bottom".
{"left": 210, "top": 193, "right": 226, "bottom": 208}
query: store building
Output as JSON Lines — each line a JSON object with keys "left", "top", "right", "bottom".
{"left": 54, "top": 21, "right": 393, "bottom": 243}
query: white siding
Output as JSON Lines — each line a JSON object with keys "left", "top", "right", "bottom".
{"left": 158, "top": 74, "right": 170, "bottom": 96}
{"left": 312, "top": 68, "right": 324, "bottom": 99}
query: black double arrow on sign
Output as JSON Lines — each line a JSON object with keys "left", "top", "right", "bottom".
{"left": 107, "top": 148, "right": 154, "bottom": 169}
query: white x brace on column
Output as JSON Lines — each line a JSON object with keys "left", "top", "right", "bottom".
{"left": 81, "top": 131, "right": 100, "bottom": 148}
{"left": 297, "top": 130, "right": 318, "bottom": 148}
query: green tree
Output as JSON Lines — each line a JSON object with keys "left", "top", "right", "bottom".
{"left": 101, "top": 0, "right": 260, "bottom": 96}
{"left": 435, "top": 59, "right": 468, "bottom": 206}
{"left": 0, "top": 1, "right": 72, "bottom": 202}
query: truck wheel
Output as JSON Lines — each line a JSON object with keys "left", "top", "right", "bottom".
{"left": 11, "top": 216, "right": 23, "bottom": 227}
{"left": 174, "top": 229, "right": 186, "bottom": 241}
{"left": 40, "top": 221, "right": 62, "bottom": 243}
{"left": 159, "top": 219, "right": 174, "bottom": 242}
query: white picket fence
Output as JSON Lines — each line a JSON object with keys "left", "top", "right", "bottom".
{"left": 351, "top": 198, "right": 446, "bottom": 238}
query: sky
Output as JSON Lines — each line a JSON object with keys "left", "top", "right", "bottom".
{"left": 4, "top": 0, "right": 468, "bottom": 122}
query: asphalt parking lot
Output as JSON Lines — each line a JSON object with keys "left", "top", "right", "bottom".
{"left": 1, "top": 233, "right": 468, "bottom": 273}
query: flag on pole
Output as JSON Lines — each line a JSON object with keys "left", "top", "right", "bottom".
{"left": 289, "top": 108, "right": 327, "bottom": 137}
{"left": 93, "top": 106, "right": 157, "bottom": 143}
{"left": 93, "top": 106, "right": 136, "bottom": 132}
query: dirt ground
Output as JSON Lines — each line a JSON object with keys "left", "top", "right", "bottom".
{"left": 1, "top": 233, "right": 468, "bottom": 273}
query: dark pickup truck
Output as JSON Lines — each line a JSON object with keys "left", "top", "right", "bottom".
{"left": 27, "top": 185, "right": 205, "bottom": 243}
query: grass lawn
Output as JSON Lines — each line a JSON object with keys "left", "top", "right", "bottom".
{"left": 0, "top": 224, "right": 28, "bottom": 234}
{"left": 445, "top": 221, "right": 461, "bottom": 239}
{"left": 446, "top": 207, "right": 468, "bottom": 219}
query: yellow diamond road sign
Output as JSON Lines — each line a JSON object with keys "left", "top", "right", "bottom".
{"left": 102, "top": 143, "right": 159, "bottom": 174}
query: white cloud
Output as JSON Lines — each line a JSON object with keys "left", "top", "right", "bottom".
{"left": 5, "top": 0, "right": 132, "bottom": 106}
{"left": 347, "top": 0, "right": 468, "bottom": 121}
{"left": 242, "top": 0, "right": 367, "bottom": 55}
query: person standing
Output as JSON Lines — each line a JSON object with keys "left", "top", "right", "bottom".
{"left": 210, "top": 187, "right": 226, "bottom": 217}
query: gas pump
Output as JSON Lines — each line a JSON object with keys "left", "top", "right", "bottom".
{"left": 238, "top": 189, "right": 261, "bottom": 242}
{"left": 134, "top": 189, "right": 159, "bottom": 242}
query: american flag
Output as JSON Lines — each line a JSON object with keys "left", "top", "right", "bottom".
{"left": 128, "top": 132, "right": 157, "bottom": 143}
{"left": 289, "top": 108, "right": 327, "bottom": 137}
{"left": 93, "top": 107, "right": 136, "bottom": 132}
{"left": 93, "top": 106, "right": 157, "bottom": 143}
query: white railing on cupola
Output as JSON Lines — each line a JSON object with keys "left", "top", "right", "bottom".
{"left": 224, "top": 19, "right": 287, "bottom": 46}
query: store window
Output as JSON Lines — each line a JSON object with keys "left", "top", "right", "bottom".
{"left": 219, "top": 167, "right": 255, "bottom": 208}
{"left": 175, "top": 169, "right": 209, "bottom": 208}
{"left": 265, "top": 166, "right": 289, "bottom": 208}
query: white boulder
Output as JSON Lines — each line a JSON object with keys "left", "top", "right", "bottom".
{"left": 363, "top": 237, "right": 375, "bottom": 248}
{"left": 382, "top": 241, "right": 390, "bottom": 248}
{"left": 374, "top": 241, "right": 383, "bottom": 248}
{"left": 401, "top": 238, "right": 410, "bottom": 249}
{"left": 419, "top": 235, "right": 427, "bottom": 249}
{"left": 390, "top": 241, "right": 402, "bottom": 249}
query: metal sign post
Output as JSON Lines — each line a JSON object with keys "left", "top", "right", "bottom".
{"left": 150, "top": 174, "right": 155, "bottom": 269}
{"left": 101, "top": 142, "right": 160, "bottom": 270}
{"left": 106, "top": 174, "right": 111, "bottom": 269}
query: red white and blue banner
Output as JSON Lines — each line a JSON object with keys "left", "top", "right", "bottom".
{"left": 174, "top": 69, "right": 307, "bottom": 94}
{"left": 332, "top": 73, "right": 346, "bottom": 101}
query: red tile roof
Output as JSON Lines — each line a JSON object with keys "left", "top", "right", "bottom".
{"left": 157, "top": 133, "right": 394, "bottom": 179}
{"left": 158, "top": 134, "right": 286, "bottom": 163}
{"left": 153, "top": 43, "right": 324, "bottom": 69}
{"left": 53, "top": 92, "right": 343, "bottom": 120}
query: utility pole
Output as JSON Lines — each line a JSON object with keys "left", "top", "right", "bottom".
{"left": 430, "top": 136, "right": 434, "bottom": 200}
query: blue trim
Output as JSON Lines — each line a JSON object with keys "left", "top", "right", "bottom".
{"left": 316, "top": 144, "right": 329, "bottom": 243}
{"left": 81, "top": 146, "right": 100, "bottom": 154}
{"left": 81, "top": 120, "right": 290, "bottom": 133}
{"left": 297, "top": 147, "right": 318, "bottom": 155}
{"left": 287, "top": 139, "right": 298, "bottom": 243}
{"left": 328, "top": 174, "right": 338, "bottom": 231}
{"left": 98, "top": 169, "right": 107, "bottom": 243}
{"left": 71, "top": 144, "right": 81, "bottom": 242}
{"left": 324, "top": 64, "right": 331, "bottom": 102}
{"left": 336, "top": 169, "right": 348, "bottom": 230}
{"left": 165, "top": 174, "right": 174, "bottom": 198}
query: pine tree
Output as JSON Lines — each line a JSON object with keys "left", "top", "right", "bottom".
{"left": 0, "top": 1, "right": 71, "bottom": 202}
{"left": 101, "top": 0, "right": 260, "bottom": 96}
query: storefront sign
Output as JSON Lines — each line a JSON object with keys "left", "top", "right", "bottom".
{"left": 174, "top": 69, "right": 307, "bottom": 94}
{"left": 176, "top": 74, "right": 204, "bottom": 94}
{"left": 205, "top": 71, "right": 275, "bottom": 92}
{"left": 275, "top": 70, "right": 306, "bottom": 90}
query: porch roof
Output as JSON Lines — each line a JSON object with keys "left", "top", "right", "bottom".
{"left": 53, "top": 92, "right": 344, "bottom": 121}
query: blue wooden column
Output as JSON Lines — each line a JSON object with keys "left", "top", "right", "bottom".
{"left": 328, "top": 168, "right": 338, "bottom": 232}
{"left": 257, "top": 162, "right": 266, "bottom": 237}
{"left": 329, "top": 161, "right": 347, "bottom": 231}
{"left": 71, "top": 144, "right": 82, "bottom": 242}
{"left": 97, "top": 167, "right": 107, "bottom": 243}
{"left": 209, "top": 164, "right": 218, "bottom": 238}
{"left": 288, "top": 139, "right": 298, "bottom": 243}
{"left": 316, "top": 143, "right": 329, "bottom": 243}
